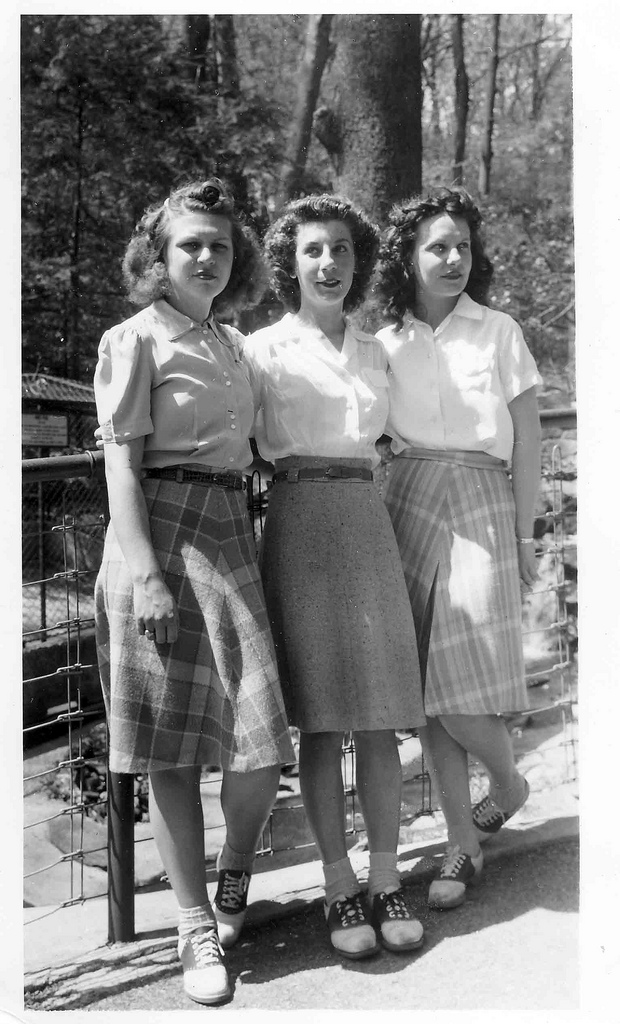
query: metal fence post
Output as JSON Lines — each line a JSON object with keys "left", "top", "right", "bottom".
{"left": 107, "top": 770, "right": 136, "bottom": 942}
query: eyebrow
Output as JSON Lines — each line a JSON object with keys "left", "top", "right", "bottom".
{"left": 302, "top": 237, "right": 352, "bottom": 246}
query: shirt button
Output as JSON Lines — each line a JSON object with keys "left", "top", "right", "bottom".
{"left": 225, "top": 381, "right": 232, "bottom": 387}
{"left": 230, "top": 423, "right": 236, "bottom": 429}
{"left": 223, "top": 371, "right": 229, "bottom": 377}
{"left": 230, "top": 413, "right": 236, "bottom": 420}
{"left": 229, "top": 457, "right": 234, "bottom": 463}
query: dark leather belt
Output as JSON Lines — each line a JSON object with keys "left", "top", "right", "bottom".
{"left": 143, "top": 467, "right": 246, "bottom": 490}
{"left": 272, "top": 466, "right": 373, "bottom": 484}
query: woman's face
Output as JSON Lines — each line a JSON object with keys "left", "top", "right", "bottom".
{"left": 293, "top": 220, "right": 355, "bottom": 312}
{"left": 164, "top": 211, "right": 234, "bottom": 320}
{"left": 410, "top": 213, "right": 472, "bottom": 305}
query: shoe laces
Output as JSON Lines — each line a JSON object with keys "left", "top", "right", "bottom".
{"left": 218, "top": 870, "right": 250, "bottom": 913}
{"left": 440, "top": 846, "right": 469, "bottom": 879}
{"left": 474, "top": 796, "right": 503, "bottom": 827}
{"left": 332, "top": 894, "right": 367, "bottom": 928}
{"left": 377, "top": 890, "right": 411, "bottom": 920}
{"left": 185, "top": 929, "right": 224, "bottom": 968}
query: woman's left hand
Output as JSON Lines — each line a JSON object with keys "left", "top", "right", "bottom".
{"left": 517, "top": 542, "right": 538, "bottom": 591}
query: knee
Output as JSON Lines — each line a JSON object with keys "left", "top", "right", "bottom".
{"left": 300, "top": 731, "right": 346, "bottom": 762}
{"left": 352, "top": 729, "right": 398, "bottom": 757}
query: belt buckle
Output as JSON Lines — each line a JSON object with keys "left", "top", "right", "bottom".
{"left": 288, "top": 468, "right": 300, "bottom": 483}
{"left": 325, "top": 466, "right": 339, "bottom": 478}
{"left": 175, "top": 468, "right": 184, "bottom": 483}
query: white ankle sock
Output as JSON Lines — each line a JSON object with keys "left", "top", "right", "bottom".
{"left": 178, "top": 903, "right": 216, "bottom": 942}
{"left": 368, "top": 852, "right": 400, "bottom": 898}
{"left": 323, "top": 856, "right": 360, "bottom": 907}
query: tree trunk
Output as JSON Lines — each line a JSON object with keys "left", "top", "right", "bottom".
{"left": 65, "top": 96, "right": 84, "bottom": 381}
{"left": 276, "top": 14, "right": 334, "bottom": 210}
{"left": 478, "top": 14, "right": 501, "bottom": 196}
{"left": 421, "top": 15, "right": 444, "bottom": 139}
{"left": 321, "top": 14, "right": 422, "bottom": 225}
{"left": 451, "top": 14, "right": 469, "bottom": 185}
{"left": 213, "top": 15, "right": 239, "bottom": 100}
{"left": 529, "top": 14, "right": 545, "bottom": 121}
{"left": 185, "top": 15, "right": 213, "bottom": 89}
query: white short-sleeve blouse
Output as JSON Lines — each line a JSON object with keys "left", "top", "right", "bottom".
{"left": 94, "top": 299, "right": 255, "bottom": 470}
{"left": 376, "top": 293, "right": 542, "bottom": 462}
{"left": 244, "top": 313, "right": 390, "bottom": 468}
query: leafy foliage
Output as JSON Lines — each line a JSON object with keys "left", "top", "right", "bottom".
{"left": 21, "top": 13, "right": 574, "bottom": 392}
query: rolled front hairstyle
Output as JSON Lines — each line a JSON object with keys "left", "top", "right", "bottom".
{"left": 264, "top": 193, "right": 380, "bottom": 313}
{"left": 375, "top": 186, "right": 494, "bottom": 331}
{"left": 121, "top": 178, "right": 268, "bottom": 315}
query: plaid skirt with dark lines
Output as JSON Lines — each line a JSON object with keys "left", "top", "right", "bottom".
{"left": 383, "top": 454, "right": 529, "bottom": 716}
{"left": 94, "top": 478, "right": 295, "bottom": 774}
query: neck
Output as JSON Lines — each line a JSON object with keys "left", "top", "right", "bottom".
{"left": 168, "top": 295, "right": 213, "bottom": 325}
{"left": 295, "top": 304, "right": 346, "bottom": 351}
{"left": 413, "top": 294, "right": 459, "bottom": 332}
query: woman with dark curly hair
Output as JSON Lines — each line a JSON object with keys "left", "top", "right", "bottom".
{"left": 93, "top": 179, "right": 294, "bottom": 1006}
{"left": 243, "top": 194, "right": 426, "bottom": 961}
{"left": 375, "top": 187, "right": 541, "bottom": 911}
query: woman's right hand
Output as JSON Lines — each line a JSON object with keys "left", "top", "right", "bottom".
{"left": 134, "top": 575, "right": 180, "bottom": 645}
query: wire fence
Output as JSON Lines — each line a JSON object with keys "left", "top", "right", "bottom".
{"left": 23, "top": 413, "right": 577, "bottom": 942}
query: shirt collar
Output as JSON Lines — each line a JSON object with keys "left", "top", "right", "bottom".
{"left": 451, "top": 292, "right": 483, "bottom": 320}
{"left": 149, "top": 299, "right": 233, "bottom": 347}
{"left": 409, "top": 292, "right": 482, "bottom": 335}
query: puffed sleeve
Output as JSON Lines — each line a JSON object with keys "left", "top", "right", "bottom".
{"left": 93, "top": 323, "right": 154, "bottom": 443}
{"left": 497, "top": 315, "right": 543, "bottom": 403}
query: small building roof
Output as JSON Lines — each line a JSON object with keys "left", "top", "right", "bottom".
{"left": 22, "top": 374, "right": 95, "bottom": 404}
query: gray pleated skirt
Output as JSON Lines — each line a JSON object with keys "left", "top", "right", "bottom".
{"left": 259, "top": 456, "right": 425, "bottom": 733}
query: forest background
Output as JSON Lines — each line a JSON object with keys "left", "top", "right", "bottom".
{"left": 21, "top": 11, "right": 574, "bottom": 402}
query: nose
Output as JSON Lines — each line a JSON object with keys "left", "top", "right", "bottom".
{"left": 446, "top": 247, "right": 461, "bottom": 266}
{"left": 318, "top": 246, "right": 336, "bottom": 271}
{"left": 198, "top": 246, "right": 215, "bottom": 263}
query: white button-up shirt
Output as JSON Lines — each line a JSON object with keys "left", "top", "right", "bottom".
{"left": 376, "top": 293, "right": 542, "bottom": 462}
{"left": 244, "top": 313, "right": 390, "bottom": 468}
{"left": 94, "top": 299, "right": 254, "bottom": 470}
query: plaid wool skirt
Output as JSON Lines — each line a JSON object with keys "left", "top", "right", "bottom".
{"left": 94, "top": 478, "right": 294, "bottom": 773}
{"left": 259, "top": 456, "right": 425, "bottom": 733}
{"left": 383, "top": 454, "right": 528, "bottom": 716}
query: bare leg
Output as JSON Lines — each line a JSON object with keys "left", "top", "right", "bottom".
{"left": 298, "top": 731, "right": 348, "bottom": 864}
{"left": 353, "top": 729, "right": 402, "bottom": 854}
{"left": 149, "top": 765, "right": 210, "bottom": 908}
{"left": 220, "top": 765, "right": 281, "bottom": 859}
{"left": 419, "top": 719, "right": 480, "bottom": 858}
{"left": 440, "top": 713, "right": 526, "bottom": 810}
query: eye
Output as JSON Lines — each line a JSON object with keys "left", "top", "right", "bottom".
{"left": 458, "top": 241, "right": 470, "bottom": 252}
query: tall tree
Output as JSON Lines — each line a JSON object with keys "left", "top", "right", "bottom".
{"left": 317, "top": 14, "right": 422, "bottom": 224}
{"left": 213, "top": 15, "right": 240, "bottom": 101}
{"left": 451, "top": 14, "right": 469, "bottom": 185}
{"left": 478, "top": 14, "right": 501, "bottom": 195}
{"left": 275, "top": 14, "right": 334, "bottom": 209}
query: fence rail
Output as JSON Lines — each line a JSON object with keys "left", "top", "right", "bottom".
{"left": 23, "top": 408, "right": 577, "bottom": 945}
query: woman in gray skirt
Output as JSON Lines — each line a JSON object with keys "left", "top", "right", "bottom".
{"left": 375, "top": 187, "right": 541, "bottom": 911}
{"left": 94, "top": 179, "right": 294, "bottom": 1005}
{"left": 244, "top": 195, "right": 426, "bottom": 960}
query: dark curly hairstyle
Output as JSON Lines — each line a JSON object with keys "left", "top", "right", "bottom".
{"left": 375, "top": 187, "right": 494, "bottom": 331}
{"left": 121, "top": 178, "right": 268, "bottom": 316}
{"left": 264, "top": 194, "right": 380, "bottom": 313}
